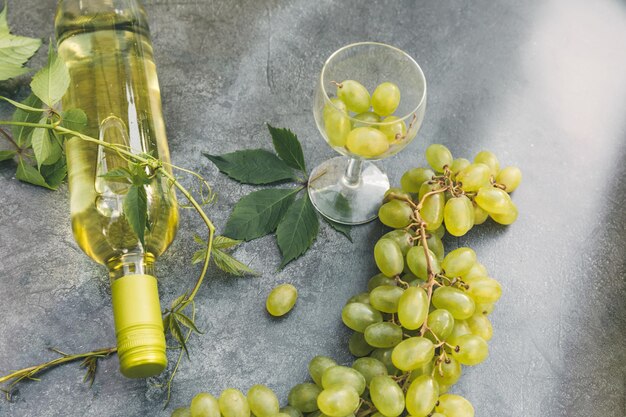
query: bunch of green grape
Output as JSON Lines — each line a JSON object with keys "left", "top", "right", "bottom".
{"left": 323, "top": 80, "right": 415, "bottom": 158}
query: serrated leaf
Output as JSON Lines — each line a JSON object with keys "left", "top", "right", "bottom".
{"left": 224, "top": 187, "right": 302, "bottom": 241}
{"left": 276, "top": 193, "right": 319, "bottom": 269}
{"left": 40, "top": 158, "right": 66, "bottom": 189}
{"left": 170, "top": 293, "right": 188, "bottom": 310}
{"left": 15, "top": 157, "right": 52, "bottom": 189}
{"left": 30, "top": 45, "right": 70, "bottom": 107}
{"left": 204, "top": 149, "right": 297, "bottom": 185}
{"left": 191, "top": 249, "right": 205, "bottom": 265}
{"left": 169, "top": 318, "right": 189, "bottom": 358}
{"left": 123, "top": 184, "right": 148, "bottom": 246}
{"left": 267, "top": 124, "right": 306, "bottom": 173}
{"left": 214, "top": 235, "right": 242, "bottom": 250}
{"left": 11, "top": 94, "right": 43, "bottom": 147}
{"left": 162, "top": 313, "right": 172, "bottom": 333}
{"left": 174, "top": 312, "right": 203, "bottom": 334}
{"left": 0, "top": 95, "right": 46, "bottom": 112}
{"left": 212, "top": 248, "right": 258, "bottom": 276}
{"left": 0, "top": 149, "right": 15, "bottom": 161}
{"left": 0, "top": 4, "right": 42, "bottom": 81}
{"left": 61, "top": 108, "right": 87, "bottom": 133}
{"left": 324, "top": 217, "right": 353, "bottom": 242}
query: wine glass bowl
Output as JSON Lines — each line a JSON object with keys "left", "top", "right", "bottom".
{"left": 309, "top": 42, "right": 427, "bottom": 225}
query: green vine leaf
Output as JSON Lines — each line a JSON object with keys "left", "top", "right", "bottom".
{"left": 276, "top": 193, "right": 319, "bottom": 269}
{"left": 168, "top": 318, "right": 189, "bottom": 358}
{"left": 61, "top": 108, "right": 88, "bottom": 133}
{"left": 40, "top": 158, "right": 66, "bottom": 190}
{"left": 193, "top": 235, "right": 258, "bottom": 276}
{"left": 98, "top": 167, "right": 132, "bottom": 182}
{"left": 11, "top": 94, "right": 43, "bottom": 147}
{"left": 0, "top": 96, "right": 46, "bottom": 112}
{"left": 324, "top": 217, "right": 353, "bottom": 242}
{"left": 224, "top": 187, "right": 303, "bottom": 241}
{"left": 213, "top": 235, "right": 243, "bottom": 250}
{"left": 267, "top": 124, "right": 306, "bottom": 173}
{"left": 123, "top": 184, "right": 148, "bottom": 247}
{"left": 30, "top": 45, "right": 70, "bottom": 108}
{"left": 31, "top": 124, "right": 52, "bottom": 167}
{"left": 0, "top": 4, "right": 42, "bottom": 81}
{"left": 0, "top": 149, "right": 15, "bottom": 161}
{"left": 15, "top": 157, "right": 52, "bottom": 189}
{"left": 204, "top": 149, "right": 297, "bottom": 185}
{"left": 173, "top": 312, "right": 202, "bottom": 334}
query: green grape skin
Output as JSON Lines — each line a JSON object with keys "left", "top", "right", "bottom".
{"left": 309, "top": 356, "right": 338, "bottom": 386}
{"left": 172, "top": 408, "right": 192, "bottom": 417}
{"left": 219, "top": 388, "right": 251, "bottom": 417}
{"left": 391, "top": 337, "right": 435, "bottom": 371}
{"left": 191, "top": 392, "right": 221, "bottom": 417}
{"left": 280, "top": 406, "right": 303, "bottom": 417}
{"left": 432, "top": 224, "right": 445, "bottom": 239}
{"left": 352, "top": 357, "right": 388, "bottom": 386}
{"left": 473, "top": 150, "right": 500, "bottom": 177}
{"left": 450, "top": 158, "right": 471, "bottom": 176}
{"left": 472, "top": 201, "right": 489, "bottom": 225}
{"left": 321, "top": 365, "right": 367, "bottom": 395}
{"left": 475, "top": 302, "right": 495, "bottom": 315}
{"left": 247, "top": 385, "right": 280, "bottom": 417}
{"left": 405, "top": 375, "right": 439, "bottom": 417}
{"left": 368, "top": 273, "right": 397, "bottom": 291}
{"left": 408, "top": 359, "right": 434, "bottom": 381}
{"left": 400, "top": 167, "right": 435, "bottom": 193}
{"left": 443, "top": 196, "right": 474, "bottom": 237}
{"left": 382, "top": 229, "right": 413, "bottom": 256}
{"left": 378, "top": 200, "right": 413, "bottom": 228}
{"left": 336, "top": 80, "right": 371, "bottom": 113}
{"left": 455, "top": 163, "right": 491, "bottom": 192}
{"left": 432, "top": 287, "right": 475, "bottom": 320}
{"left": 352, "top": 111, "right": 380, "bottom": 128}
{"left": 369, "top": 285, "right": 404, "bottom": 313}
{"left": 474, "top": 186, "right": 513, "bottom": 215}
{"left": 490, "top": 202, "right": 518, "bottom": 225}
{"left": 464, "top": 276, "right": 502, "bottom": 304}
{"left": 433, "top": 356, "right": 462, "bottom": 386}
{"left": 369, "top": 375, "right": 405, "bottom": 417}
{"left": 323, "top": 105, "right": 351, "bottom": 147}
{"left": 364, "top": 322, "right": 403, "bottom": 348}
{"left": 447, "top": 319, "right": 471, "bottom": 346}
{"left": 406, "top": 246, "right": 441, "bottom": 280}
{"left": 346, "top": 127, "right": 389, "bottom": 158}
{"left": 288, "top": 383, "right": 322, "bottom": 413}
{"left": 467, "top": 312, "right": 493, "bottom": 341}
{"left": 266, "top": 284, "right": 298, "bottom": 317}
{"left": 379, "top": 116, "right": 406, "bottom": 142}
{"left": 430, "top": 414, "right": 448, "bottom": 417}
{"left": 442, "top": 247, "right": 476, "bottom": 278}
{"left": 424, "top": 233, "right": 444, "bottom": 261}
{"left": 371, "top": 82, "right": 401, "bottom": 116}
{"left": 347, "top": 292, "right": 371, "bottom": 305}
{"left": 426, "top": 309, "right": 455, "bottom": 341}
{"left": 316, "top": 386, "right": 360, "bottom": 417}
{"left": 462, "top": 262, "right": 488, "bottom": 280}
{"left": 342, "top": 302, "right": 383, "bottom": 332}
{"left": 349, "top": 331, "right": 374, "bottom": 357}
{"left": 418, "top": 183, "right": 445, "bottom": 231}
{"left": 451, "top": 334, "right": 489, "bottom": 366}
{"left": 397, "top": 286, "right": 429, "bottom": 330}
{"left": 383, "top": 187, "right": 412, "bottom": 203}
{"left": 496, "top": 166, "right": 522, "bottom": 192}
{"left": 323, "top": 97, "right": 348, "bottom": 118}
{"left": 370, "top": 348, "right": 400, "bottom": 375}
{"left": 374, "top": 239, "right": 405, "bottom": 277}
{"left": 425, "top": 144, "right": 453, "bottom": 173}
{"left": 436, "top": 394, "right": 475, "bottom": 417}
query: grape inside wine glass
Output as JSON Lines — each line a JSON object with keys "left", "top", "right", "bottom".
{"left": 309, "top": 42, "right": 427, "bottom": 225}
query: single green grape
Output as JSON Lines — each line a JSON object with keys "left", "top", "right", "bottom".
{"left": 352, "top": 111, "right": 380, "bottom": 128}
{"left": 321, "top": 365, "right": 366, "bottom": 394}
{"left": 464, "top": 276, "right": 502, "bottom": 304}
{"left": 424, "top": 233, "right": 445, "bottom": 262}
{"left": 370, "top": 348, "right": 400, "bottom": 375}
{"left": 266, "top": 284, "right": 298, "bottom": 317}
{"left": 383, "top": 187, "right": 412, "bottom": 203}
{"left": 473, "top": 150, "right": 500, "bottom": 176}
{"left": 378, "top": 200, "right": 413, "bottom": 228}
{"left": 431, "top": 414, "right": 448, "bottom": 417}
{"left": 455, "top": 163, "right": 491, "bottom": 192}
{"left": 323, "top": 97, "right": 348, "bottom": 118}
{"left": 342, "top": 302, "right": 383, "bottom": 332}
{"left": 191, "top": 392, "right": 220, "bottom": 417}
{"left": 288, "top": 383, "right": 322, "bottom": 413}
{"left": 472, "top": 201, "right": 489, "bottom": 225}
{"left": 466, "top": 312, "right": 493, "bottom": 341}
{"left": 219, "top": 388, "right": 250, "bottom": 417}
{"left": 309, "top": 356, "right": 338, "bottom": 386}
{"left": 374, "top": 238, "right": 404, "bottom": 277}
{"left": 368, "top": 273, "right": 397, "bottom": 291}
{"left": 391, "top": 337, "right": 435, "bottom": 371}
{"left": 442, "top": 247, "right": 476, "bottom": 278}
{"left": 462, "top": 262, "right": 488, "bottom": 280}
{"left": 496, "top": 166, "right": 522, "bottom": 192}
{"left": 406, "top": 246, "right": 441, "bottom": 280}
{"left": 475, "top": 302, "right": 495, "bottom": 315}
{"left": 433, "top": 224, "right": 445, "bottom": 239}
{"left": 490, "top": 202, "right": 518, "bottom": 225}
{"left": 346, "top": 292, "right": 371, "bottom": 305}
{"left": 434, "top": 355, "right": 462, "bottom": 386}
{"left": 323, "top": 100, "right": 351, "bottom": 147}
{"left": 371, "top": 82, "right": 401, "bottom": 116}
{"left": 316, "top": 386, "right": 360, "bottom": 417}
{"left": 346, "top": 127, "right": 389, "bottom": 158}
{"left": 336, "top": 80, "right": 371, "bottom": 113}
{"left": 369, "top": 375, "right": 405, "bottom": 417}
{"left": 405, "top": 375, "right": 439, "bottom": 417}
{"left": 349, "top": 331, "right": 374, "bottom": 357}
{"left": 419, "top": 182, "right": 445, "bottom": 231}
{"left": 352, "top": 357, "right": 388, "bottom": 386}
{"left": 447, "top": 319, "right": 471, "bottom": 346}
{"left": 431, "top": 287, "right": 475, "bottom": 320}
{"left": 280, "top": 406, "right": 303, "bottom": 417}
{"left": 436, "top": 394, "right": 474, "bottom": 417}
{"left": 379, "top": 116, "right": 406, "bottom": 142}
{"left": 382, "top": 229, "right": 413, "bottom": 256}
{"left": 475, "top": 186, "right": 513, "bottom": 214}
{"left": 451, "top": 334, "right": 489, "bottom": 366}
{"left": 400, "top": 167, "right": 435, "bottom": 193}
{"left": 426, "top": 309, "right": 455, "bottom": 341}
{"left": 425, "top": 144, "right": 453, "bottom": 173}
{"left": 444, "top": 195, "right": 474, "bottom": 237}
{"left": 450, "top": 158, "right": 471, "bottom": 176}
{"left": 364, "top": 322, "right": 403, "bottom": 348}
{"left": 408, "top": 359, "right": 435, "bottom": 381}
{"left": 397, "top": 286, "right": 429, "bottom": 330}
{"left": 369, "top": 285, "right": 404, "bottom": 313}
{"left": 247, "top": 385, "right": 279, "bottom": 417}
{"left": 172, "top": 408, "right": 192, "bottom": 417}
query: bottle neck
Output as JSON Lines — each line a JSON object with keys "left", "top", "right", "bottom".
{"left": 107, "top": 252, "right": 156, "bottom": 282}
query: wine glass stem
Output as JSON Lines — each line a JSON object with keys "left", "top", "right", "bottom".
{"left": 342, "top": 158, "right": 363, "bottom": 187}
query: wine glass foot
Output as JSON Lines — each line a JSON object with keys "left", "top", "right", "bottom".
{"left": 308, "top": 156, "right": 390, "bottom": 225}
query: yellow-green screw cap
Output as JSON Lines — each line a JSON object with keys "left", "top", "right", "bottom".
{"left": 111, "top": 274, "right": 167, "bottom": 378}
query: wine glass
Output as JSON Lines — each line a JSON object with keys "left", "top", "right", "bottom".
{"left": 309, "top": 42, "right": 427, "bottom": 225}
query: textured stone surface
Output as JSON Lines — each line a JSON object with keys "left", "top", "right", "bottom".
{"left": 1, "top": 0, "right": 626, "bottom": 416}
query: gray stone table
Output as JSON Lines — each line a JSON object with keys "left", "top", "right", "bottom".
{"left": 1, "top": 0, "right": 626, "bottom": 416}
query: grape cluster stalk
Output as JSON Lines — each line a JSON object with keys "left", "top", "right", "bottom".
{"left": 172, "top": 144, "right": 521, "bottom": 417}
